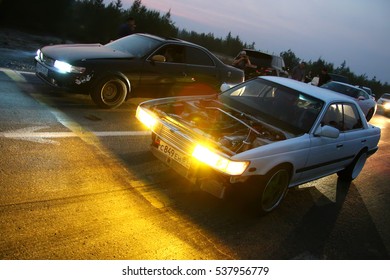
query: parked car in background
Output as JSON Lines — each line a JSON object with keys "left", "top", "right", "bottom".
{"left": 357, "top": 86, "right": 376, "bottom": 100}
{"left": 310, "top": 73, "right": 349, "bottom": 86}
{"left": 234, "top": 49, "right": 288, "bottom": 79}
{"left": 321, "top": 81, "right": 377, "bottom": 121}
{"left": 136, "top": 76, "right": 380, "bottom": 215}
{"left": 377, "top": 93, "right": 390, "bottom": 117}
{"left": 328, "top": 73, "right": 349, "bottom": 83}
{"left": 35, "top": 33, "right": 244, "bottom": 108}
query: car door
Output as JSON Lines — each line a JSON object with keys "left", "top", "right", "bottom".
{"left": 298, "top": 103, "right": 352, "bottom": 181}
{"left": 138, "top": 44, "right": 187, "bottom": 96}
{"left": 182, "top": 46, "right": 220, "bottom": 94}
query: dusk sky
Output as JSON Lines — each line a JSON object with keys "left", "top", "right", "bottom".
{"left": 116, "top": 0, "right": 389, "bottom": 84}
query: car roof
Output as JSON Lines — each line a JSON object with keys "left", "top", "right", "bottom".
{"left": 381, "top": 93, "right": 390, "bottom": 99}
{"left": 326, "top": 80, "right": 370, "bottom": 93}
{"left": 139, "top": 33, "right": 205, "bottom": 48}
{"left": 261, "top": 76, "right": 355, "bottom": 104}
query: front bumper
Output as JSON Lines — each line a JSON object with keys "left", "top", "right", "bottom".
{"left": 151, "top": 144, "right": 232, "bottom": 199}
{"left": 35, "top": 60, "right": 92, "bottom": 92}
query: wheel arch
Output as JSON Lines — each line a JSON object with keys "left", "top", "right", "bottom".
{"left": 93, "top": 71, "right": 131, "bottom": 99}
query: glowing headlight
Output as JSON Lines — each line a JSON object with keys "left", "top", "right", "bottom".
{"left": 136, "top": 106, "right": 158, "bottom": 129}
{"left": 192, "top": 144, "right": 249, "bottom": 176}
{"left": 54, "top": 60, "right": 85, "bottom": 74}
{"left": 36, "top": 49, "right": 42, "bottom": 60}
{"left": 384, "top": 102, "right": 390, "bottom": 110}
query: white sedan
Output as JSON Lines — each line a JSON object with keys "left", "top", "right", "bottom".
{"left": 321, "top": 81, "right": 377, "bottom": 121}
{"left": 136, "top": 77, "right": 381, "bottom": 215}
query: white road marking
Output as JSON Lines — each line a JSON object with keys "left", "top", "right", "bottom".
{"left": 0, "top": 126, "right": 150, "bottom": 143}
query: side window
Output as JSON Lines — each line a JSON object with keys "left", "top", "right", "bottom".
{"left": 342, "top": 104, "right": 363, "bottom": 131}
{"left": 322, "top": 103, "right": 343, "bottom": 129}
{"left": 154, "top": 44, "right": 185, "bottom": 63}
{"left": 322, "top": 103, "right": 363, "bottom": 131}
{"left": 184, "top": 47, "right": 215, "bottom": 66}
{"left": 357, "top": 90, "right": 368, "bottom": 100}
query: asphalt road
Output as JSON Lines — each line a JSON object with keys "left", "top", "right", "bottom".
{"left": 0, "top": 68, "right": 389, "bottom": 260}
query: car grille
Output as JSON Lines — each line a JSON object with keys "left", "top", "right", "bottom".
{"left": 39, "top": 53, "right": 55, "bottom": 67}
{"left": 157, "top": 122, "right": 195, "bottom": 153}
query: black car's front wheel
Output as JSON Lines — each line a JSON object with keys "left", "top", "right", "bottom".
{"left": 91, "top": 76, "right": 128, "bottom": 109}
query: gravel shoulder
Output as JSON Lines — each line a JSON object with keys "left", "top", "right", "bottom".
{"left": 0, "top": 28, "right": 66, "bottom": 72}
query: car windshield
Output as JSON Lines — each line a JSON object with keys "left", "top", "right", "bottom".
{"left": 382, "top": 93, "right": 390, "bottom": 99}
{"left": 321, "top": 82, "right": 359, "bottom": 98}
{"left": 219, "top": 79, "right": 323, "bottom": 135}
{"left": 105, "top": 34, "right": 161, "bottom": 58}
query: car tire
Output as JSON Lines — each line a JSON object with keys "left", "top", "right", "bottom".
{"left": 91, "top": 76, "right": 128, "bottom": 109}
{"left": 337, "top": 150, "right": 367, "bottom": 181}
{"left": 366, "top": 108, "right": 374, "bottom": 121}
{"left": 251, "top": 166, "right": 291, "bottom": 215}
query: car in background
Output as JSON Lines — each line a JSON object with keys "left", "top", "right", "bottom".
{"left": 237, "top": 49, "right": 288, "bottom": 79}
{"left": 35, "top": 33, "right": 244, "bottom": 109}
{"left": 357, "top": 86, "right": 376, "bottom": 100}
{"left": 309, "top": 73, "right": 349, "bottom": 86}
{"left": 328, "top": 73, "right": 349, "bottom": 83}
{"left": 377, "top": 93, "right": 390, "bottom": 117}
{"left": 136, "top": 76, "right": 380, "bottom": 215}
{"left": 321, "top": 81, "right": 377, "bottom": 121}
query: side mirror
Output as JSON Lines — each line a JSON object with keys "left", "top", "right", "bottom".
{"left": 314, "top": 125, "right": 340, "bottom": 138}
{"left": 220, "top": 83, "right": 232, "bottom": 92}
{"left": 151, "top": 55, "right": 166, "bottom": 62}
{"left": 358, "top": 96, "right": 366, "bottom": 101}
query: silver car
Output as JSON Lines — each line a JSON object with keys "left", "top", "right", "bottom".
{"left": 136, "top": 77, "right": 381, "bottom": 215}
{"left": 321, "top": 81, "right": 377, "bottom": 121}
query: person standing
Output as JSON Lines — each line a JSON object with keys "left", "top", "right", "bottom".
{"left": 118, "top": 17, "right": 136, "bottom": 39}
{"left": 318, "top": 68, "right": 331, "bottom": 86}
{"left": 232, "top": 51, "right": 256, "bottom": 70}
{"left": 291, "top": 61, "right": 306, "bottom": 82}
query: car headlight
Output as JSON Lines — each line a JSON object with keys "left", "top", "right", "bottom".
{"left": 54, "top": 60, "right": 85, "bottom": 74}
{"left": 136, "top": 106, "right": 158, "bottom": 129}
{"left": 36, "top": 49, "right": 42, "bottom": 60}
{"left": 383, "top": 102, "right": 390, "bottom": 110}
{"left": 192, "top": 144, "right": 249, "bottom": 176}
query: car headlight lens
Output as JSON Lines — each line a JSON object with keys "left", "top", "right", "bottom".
{"left": 192, "top": 144, "right": 249, "bottom": 176}
{"left": 36, "top": 49, "right": 42, "bottom": 60}
{"left": 136, "top": 106, "right": 158, "bottom": 129}
{"left": 383, "top": 102, "right": 390, "bottom": 110}
{"left": 54, "top": 60, "right": 85, "bottom": 74}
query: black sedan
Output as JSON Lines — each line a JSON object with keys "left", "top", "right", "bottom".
{"left": 35, "top": 33, "right": 244, "bottom": 108}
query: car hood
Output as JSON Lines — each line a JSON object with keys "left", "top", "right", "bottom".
{"left": 41, "top": 44, "right": 133, "bottom": 61}
{"left": 139, "top": 95, "right": 289, "bottom": 156}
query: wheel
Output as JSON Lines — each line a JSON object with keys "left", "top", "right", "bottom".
{"left": 338, "top": 150, "right": 367, "bottom": 181}
{"left": 91, "top": 76, "right": 128, "bottom": 109}
{"left": 366, "top": 108, "right": 374, "bottom": 121}
{"left": 252, "top": 166, "right": 291, "bottom": 215}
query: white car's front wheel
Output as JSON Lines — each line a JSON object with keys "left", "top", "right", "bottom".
{"left": 253, "top": 166, "right": 291, "bottom": 215}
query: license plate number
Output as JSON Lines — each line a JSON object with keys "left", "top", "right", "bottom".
{"left": 159, "top": 141, "right": 190, "bottom": 169}
{"left": 36, "top": 62, "right": 48, "bottom": 76}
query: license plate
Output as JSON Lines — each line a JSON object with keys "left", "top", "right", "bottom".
{"left": 36, "top": 62, "right": 48, "bottom": 76}
{"left": 158, "top": 141, "right": 190, "bottom": 169}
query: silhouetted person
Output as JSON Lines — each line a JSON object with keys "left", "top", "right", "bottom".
{"left": 318, "top": 68, "right": 331, "bottom": 86}
{"left": 118, "top": 17, "right": 136, "bottom": 38}
{"left": 291, "top": 62, "right": 306, "bottom": 82}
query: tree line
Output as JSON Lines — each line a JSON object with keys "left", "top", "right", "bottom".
{"left": 0, "top": 0, "right": 388, "bottom": 95}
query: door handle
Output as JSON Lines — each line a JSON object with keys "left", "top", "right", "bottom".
{"left": 336, "top": 144, "right": 343, "bottom": 148}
